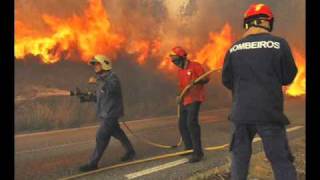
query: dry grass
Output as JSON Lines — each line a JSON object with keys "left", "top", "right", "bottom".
{"left": 14, "top": 59, "right": 231, "bottom": 133}
{"left": 14, "top": 83, "right": 230, "bottom": 133}
{"left": 188, "top": 157, "right": 231, "bottom": 180}
{"left": 14, "top": 92, "right": 180, "bottom": 133}
{"left": 189, "top": 137, "right": 305, "bottom": 180}
{"left": 248, "top": 137, "right": 305, "bottom": 180}
{"left": 15, "top": 97, "right": 96, "bottom": 133}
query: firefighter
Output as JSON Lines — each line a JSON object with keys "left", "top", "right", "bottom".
{"left": 222, "top": 4, "right": 298, "bottom": 180}
{"left": 169, "top": 46, "right": 210, "bottom": 163}
{"left": 79, "top": 55, "right": 135, "bottom": 172}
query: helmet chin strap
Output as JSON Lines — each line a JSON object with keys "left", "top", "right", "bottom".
{"left": 250, "top": 24, "right": 272, "bottom": 32}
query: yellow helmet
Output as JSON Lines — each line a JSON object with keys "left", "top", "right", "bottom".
{"left": 89, "top": 55, "right": 112, "bottom": 71}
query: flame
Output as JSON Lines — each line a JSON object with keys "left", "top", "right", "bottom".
{"left": 15, "top": 0, "right": 124, "bottom": 63}
{"left": 15, "top": 0, "right": 305, "bottom": 97}
{"left": 286, "top": 48, "right": 306, "bottom": 96}
{"left": 126, "top": 39, "right": 161, "bottom": 65}
{"left": 196, "top": 23, "right": 233, "bottom": 70}
{"left": 158, "top": 23, "right": 233, "bottom": 72}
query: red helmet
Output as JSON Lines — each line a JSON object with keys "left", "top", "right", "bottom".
{"left": 243, "top": 4, "right": 274, "bottom": 31}
{"left": 244, "top": 4, "right": 273, "bottom": 20}
{"left": 169, "top": 46, "right": 187, "bottom": 57}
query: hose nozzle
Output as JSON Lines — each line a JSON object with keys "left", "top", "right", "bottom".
{"left": 69, "top": 87, "right": 81, "bottom": 96}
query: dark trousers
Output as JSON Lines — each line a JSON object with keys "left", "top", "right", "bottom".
{"left": 179, "top": 101, "right": 203, "bottom": 155}
{"left": 230, "top": 123, "right": 297, "bottom": 180}
{"left": 89, "top": 118, "right": 134, "bottom": 166}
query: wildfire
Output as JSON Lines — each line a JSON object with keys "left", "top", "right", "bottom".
{"left": 158, "top": 24, "right": 233, "bottom": 72}
{"left": 15, "top": 0, "right": 124, "bottom": 63}
{"left": 15, "top": 0, "right": 305, "bottom": 97}
{"left": 196, "top": 23, "right": 233, "bottom": 70}
{"left": 126, "top": 39, "right": 162, "bottom": 65}
{"left": 286, "top": 48, "right": 306, "bottom": 96}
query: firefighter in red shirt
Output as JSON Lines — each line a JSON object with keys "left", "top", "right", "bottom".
{"left": 169, "top": 46, "right": 210, "bottom": 163}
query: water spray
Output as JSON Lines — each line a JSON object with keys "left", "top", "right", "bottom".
{"left": 14, "top": 86, "right": 92, "bottom": 103}
{"left": 15, "top": 86, "right": 71, "bottom": 103}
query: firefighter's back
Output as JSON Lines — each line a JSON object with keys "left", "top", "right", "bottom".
{"left": 228, "top": 33, "right": 297, "bottom": 124}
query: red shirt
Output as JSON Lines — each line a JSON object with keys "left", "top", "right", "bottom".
{"left": 178, "top": 61, "right": 207, "bottom": 106}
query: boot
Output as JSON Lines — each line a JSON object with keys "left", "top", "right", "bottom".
{"left": 121, "top": 150, "right": 136, "bottom": 162}
{"left": 188, "top": 152, "right": 204, "bottom": 163}
{"left": 79, "top": 163, "right": 97, "bottom": 172}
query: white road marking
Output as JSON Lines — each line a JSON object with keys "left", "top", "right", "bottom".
{"left": 15, "top": 140, "right": 95, "bottom": 155}
{"left": 123, "top": 125, "right": 304, "bottom": 179}
{"left": 15, "top": 119, "right": 219, "bottom": 154}
{"left": 15, "top": 110, "right": 219, "bottom": 138}
{"left": 286, "top": 125, "right": 304, "bottom": 132}
{"left": 15, "top": 126, "right": 99, "bottom": 138}
{"left": 15, "top": 125, "right": 303, "bottom": 155}
{"left": 125, "top": 158, "right": 189, "bottom": 179}
{"left": 252, "top": 125, "right": 304, "bottom": 143}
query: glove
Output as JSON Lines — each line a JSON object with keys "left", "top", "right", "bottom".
{"left": 191, "top": 80, "right": 197, "bottom": 85}
{"left": 176, "top": 96, "right": 182, "bottom": 104}
{"left": 79, "top": 96, "right": 86, "bottom": 103}
{"left": 196, "top": 78, "right": 210, "bottom": 85}
{"left": 88, "top": 76, "right": 97, "bottom": 84}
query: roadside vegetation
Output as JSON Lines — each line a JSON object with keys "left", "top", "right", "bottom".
{"left": 188, "top": 137, "right": 305, "bottom": 180}
{"left": 15, "top": 60, "right": 230, "bottom": 133}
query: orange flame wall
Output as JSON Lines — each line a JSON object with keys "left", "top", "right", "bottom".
{"left": 14, "top": 0, "right": 305, "bottom": 97}
{"left": 15, "top": 0, "right": 125, "bottom": 63}
{"left": 286, "top": 48, "right": 306, "bottom": 96}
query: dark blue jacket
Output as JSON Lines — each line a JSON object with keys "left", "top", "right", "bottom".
{"left": 96, "top": 71, "right": 124, "bottom": 119}
{"left": 222, "top": 33, "right": 297, "bottom": 125}
{"left": 84, "top": 71, "right": 124, "bottom": 120}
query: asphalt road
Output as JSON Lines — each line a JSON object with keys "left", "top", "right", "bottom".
{"left": 15, "top": 98, "right": 305, "bottom": 180}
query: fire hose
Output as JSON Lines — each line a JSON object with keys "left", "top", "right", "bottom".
{"left": 59, "top": 125, "right": 304, "bottom": 180}
{"left": 177, "top": 68, "right": 222, "bottom": 119}
{"left": 121, "top": 68, "right": 221, "bottom": 149}
{"left": 70, "top": 68, "right": 221, "bottom": 149}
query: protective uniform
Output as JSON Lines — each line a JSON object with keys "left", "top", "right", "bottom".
{"left": 222, "top": 4, "right": 298, "bottom": 180}
{"left": 80, "top": 55, "right": 135, "bottom": 172}
{"left": 170, "top": 47, "right": 209, "bottom": 162}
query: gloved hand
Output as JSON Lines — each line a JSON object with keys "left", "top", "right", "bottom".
{"left": 88, "top": 76, "right": 97, "bottom": 84}
{"left": 191, "top": 80, "right": 197, "bottom": 86}
{"left": 79, "top": 96, "right": 86, "bottom": 103}
{"left": 195, "top": 78, "right": 210, "bottom": 85}
{"left": 176, "top": 96, "right": 182, "bottom": 104}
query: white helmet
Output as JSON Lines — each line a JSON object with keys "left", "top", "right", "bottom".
{"left": 89, "top": 55, "right": 112, "bottom": 71}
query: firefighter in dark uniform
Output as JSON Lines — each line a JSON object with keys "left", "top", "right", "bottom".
{"left": 169, "top": 46, "right": 210, "bottom": 163}
{"left": 222, "top": 4, "right": 298, "bottom": 180}
{"left": 79, "top": 55, "right": 135, "bottom": 172}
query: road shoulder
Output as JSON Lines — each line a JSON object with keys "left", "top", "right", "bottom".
{"left": 188, "top": 135, "right": 305, "bottom": 180}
